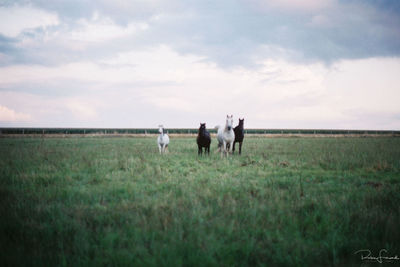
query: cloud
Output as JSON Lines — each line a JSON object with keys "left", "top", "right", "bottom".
{"left": 1, "top": 40, "right": 400, "bottom": 129}
{"left": 0, "top": 91, "right": 104, "bottom": 127}
{"left": 67, "top": 12, "right": 148, "bottom": 44}
{"left": 146, "top": 96, "right": 193, "bottom": 112}
{"left": 0, "top": 45, "right": 193, "bottom": 87}
{"left": 0, "top": 0, "right": 399, "bottom": 69}
{"left": 66, "top": 99, "right": 98, "bottom": 119}
{"left": 0, "top": 5, "right": 59, "bottom": 38}
{"left": 308, "top": 15, "right": 332, "bottom": 28}
{"left": 0, "top": 105, "right": 31, "bottom": 122}
{"left": 249, "top": 0, "right": 335, "bottom": 13}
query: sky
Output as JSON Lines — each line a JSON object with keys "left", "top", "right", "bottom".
{"left": 0, "top": 0, "right": 400, "bottom": 129}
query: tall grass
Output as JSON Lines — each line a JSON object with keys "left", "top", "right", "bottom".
{"left": 1, "top": 137, "right": 399, "bottom": 266}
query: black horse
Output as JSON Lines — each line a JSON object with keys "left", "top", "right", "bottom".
{"left": 197, "top": 123, "right": 211, "bottom": 155}
{"left": 233, "top": 118, "right": 244, "bottom": 155}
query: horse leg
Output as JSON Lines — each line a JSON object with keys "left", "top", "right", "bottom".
{"left": 207, "top": 145, "right": 210, "bottom": 155}
{"left": 222, "top": 141, "right": 227, "bottom": 157}
{"left": 239, "top": 142, "right": 242, "bottom": 155}
{"left": 229, "top": 141, "right": 234, "bottom": 154}
{"left": 232, "top": 141, "right": 236, "bottom": 154}
{"left": 158, "top": 144, "right": 162, "bottom": 154}
{"left": 198, "top": 145, "right": 202, "bottom": 156}
{"left": 165, "top": 144, "right": 168, "bottom": 154}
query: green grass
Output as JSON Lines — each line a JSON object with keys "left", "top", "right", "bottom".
{"left": 1, "top": 137, "right": 400, "bottom": 266}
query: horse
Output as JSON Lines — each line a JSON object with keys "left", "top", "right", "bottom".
{"left": 196, "top": 123, "right": 211, "bottom": 155}
{"left": 157, "top": 125, "right": 169, "bottom": 154}
{"left": 233, "top": 118, "right": 244, "bottom": 155}
{"left": 216, "top": 115, "right": 235, "bottom": 157}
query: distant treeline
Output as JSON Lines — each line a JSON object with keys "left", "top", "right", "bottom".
{"left": 0, "top": 128, "right": 399, "bottom": 135}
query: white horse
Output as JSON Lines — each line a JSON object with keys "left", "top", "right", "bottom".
{"left": 157, "top": 125, "right": 169, "bottom": 154}
{"left": 216, "top": 115, "right": 235, "bottom": 157}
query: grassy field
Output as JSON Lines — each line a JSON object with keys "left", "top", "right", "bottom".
{"left": 1, "top": 136, "right": 400, "bottom": 266}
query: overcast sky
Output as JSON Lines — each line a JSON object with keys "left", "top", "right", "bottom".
{"left": 0, "top": 0, "right": 399, "bottom": 129}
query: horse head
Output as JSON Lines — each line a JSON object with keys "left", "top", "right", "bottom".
{"left": 158, "top": 125, "right": 164, "bottom": 134}
{"left": 226, "top": 115, "right": 233, "bottom": 131}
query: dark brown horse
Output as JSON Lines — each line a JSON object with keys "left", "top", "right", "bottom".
{"left": 233, "top": 118, "right": 244, "bottom": 155}
{"left": 197, "top": 123, "right": 211, "bottom": 155}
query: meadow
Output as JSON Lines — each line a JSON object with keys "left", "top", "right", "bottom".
{"left": 1, "top": 136, "right": 400, "bottom": 266}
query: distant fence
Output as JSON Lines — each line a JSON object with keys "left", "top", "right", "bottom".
{"left": 0, "top": 128, "right": 399, "bottom": 136}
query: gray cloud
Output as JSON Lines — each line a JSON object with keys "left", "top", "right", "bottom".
{"left": 0, "top": 0, "right": 399, "bottom": 68}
